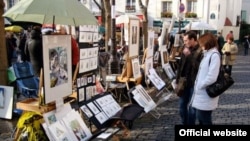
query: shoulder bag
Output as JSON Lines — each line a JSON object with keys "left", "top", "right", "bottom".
{"left": 206, "top": 53, "right": 234, "bottom": 98}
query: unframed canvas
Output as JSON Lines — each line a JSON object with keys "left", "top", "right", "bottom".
{"left": 43, "top": 35, "right": 72, "bottom": 104}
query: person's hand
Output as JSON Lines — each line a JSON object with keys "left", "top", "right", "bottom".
{"left": 225, "top": 52, "right": 231, "bottom": 56}
{"left": 183, "top": 47, "right": 191, "bottom": 56}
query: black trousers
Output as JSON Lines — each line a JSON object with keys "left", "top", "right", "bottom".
{"left": 223, "top": 65, "right": 232, "bottom": 76}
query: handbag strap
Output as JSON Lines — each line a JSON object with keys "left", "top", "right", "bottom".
{"left": 208, "top": 52, "right": 221, "bottom": 66}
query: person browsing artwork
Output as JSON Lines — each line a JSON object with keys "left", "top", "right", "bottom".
{"left": 190, "top": 33, "right": 221, "bottom": 125}
{"left": 175, "top": 31, "right": 203, "bottom": 125}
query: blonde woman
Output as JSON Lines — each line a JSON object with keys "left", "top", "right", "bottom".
{"left": 221, "top": 36, "right": 238, "bottom": 76}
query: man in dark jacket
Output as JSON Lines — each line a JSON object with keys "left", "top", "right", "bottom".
{"left": 25, "top": 26, "right": 43, "bottom": 77}
{"left": 217, "top": 32, "right": 225, "bottom": 55}
{"left": 243, "top": 34, "right": 250, "bottom": 56}
{"left": 176, "top": 31, "right": 203, "bottom": 125}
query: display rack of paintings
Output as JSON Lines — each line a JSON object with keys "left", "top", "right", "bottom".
{"left": 76, "top": 25, "right": 100, "bottom": 103}
{"left": 79, "top": 93, "right": 122, "bottom": 129}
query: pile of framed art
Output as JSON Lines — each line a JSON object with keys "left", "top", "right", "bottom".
{"left": 42, "top": 103, "right": 92, "bottom": 141}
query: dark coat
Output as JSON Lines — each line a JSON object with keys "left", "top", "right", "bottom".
{"left": 176, "top": 44, "right": 203, "bottom": 88}
{"left": 25, "top": 30, "right": 43, "bottom": 76}
{"left": 244, "top": 37, "right": 250, "bottom": 49}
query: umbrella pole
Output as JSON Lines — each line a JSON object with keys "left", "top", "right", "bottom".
{"left": 52, "top": 16, "right": 55, "bottom": 31}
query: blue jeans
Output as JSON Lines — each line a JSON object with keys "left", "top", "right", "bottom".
{"left": 196, "top": 109, "right": 212, "bottom": 125}
{"left": 179, "top": 87, "right": 196, "bottom": 125}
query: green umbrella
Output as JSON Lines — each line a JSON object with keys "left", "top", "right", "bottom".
{"left": 3, "top": 0, "right": 98, "bottom": 26}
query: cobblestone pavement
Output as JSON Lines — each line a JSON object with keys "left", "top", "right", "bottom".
{"left": 0, "top": 47, "right": 250, "bottom": 141}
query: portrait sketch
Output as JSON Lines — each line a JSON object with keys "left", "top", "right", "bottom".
{"left": 49, "top": 47, "right": 68, "bottom": 88}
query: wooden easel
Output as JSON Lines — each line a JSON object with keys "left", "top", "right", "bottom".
{"left": 72, "top": 62, "right": 79, "bottom": 90}
{"left": 117, "top": 54, "right": 142, "bottom": 89}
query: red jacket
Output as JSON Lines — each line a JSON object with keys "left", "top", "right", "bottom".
{"left": 71, "top": 37, "right": 79, "bottom": 66}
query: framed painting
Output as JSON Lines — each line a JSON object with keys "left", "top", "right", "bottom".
{"left": 147, "top": 30, "right": 155, "bottom": 58}
{"left": 0, "top": 86, "right": 13, "bottom": 119}
{"left": 160, "top": 46, "right": 169, "bottom": 66}
{"left": 43, "top": 35, "right": 72, "bottom": 104}
{"left": 128, "top": 19, "right": 140, "bottom": 58}
{"left": 131, "top": 57, "right": 141, "bottom": 79}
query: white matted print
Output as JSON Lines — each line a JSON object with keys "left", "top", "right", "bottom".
{"left": 43, "top": 35, "right": 72, "bottom": 104}
{"left": 132, "top": 57, "right": 141, "bottom": 79}
{"left": 79, "top": 25, "right": 89, "bottom": 32}
{"left": 145, "top": 57, "right": 153, "bottom": 76}
{"left": 48, "top": 120, "right": 72, "bottom": 141}
{"left": 0, "top": 86, "right": 13, "bottom": 119}
{"left": 93, "top": 33, "right": 99, "bottom": 42}
{"left": 80, "top": 48, "right": 88, "bottom": 59}
{"left": 147, "top": 30, "right": 155, "bottom": 58}
{"left": 78, "top": 87, "right": 85, "bottom": 102}
{"left": 80, "top": 105, "right": 93, "bottom": 118}
{"left": 129, "top": 19, "right": 140, "bottom": 58}
{"left": 43, "top": 110, "right": 57, "bottom": 125}
{"left": 79, "top": 31, "right": 88, "bottom": 43}
{"left": 62, "top": 110, "right": 92, "bottom": 141}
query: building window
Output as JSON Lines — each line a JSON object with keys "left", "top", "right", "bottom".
{"left": 162, "top": 1, "right": 172, "bottom": 13}
{"left": 126, "top": 0, "right": 136, "bottom": 13}
{"left": 210, "top": 13, "right": 216, "bottom": 19}
{"left": 241, "top": 10, "right": 246, "bottom": 23}
{"left": 187, "top": 0, "right": 197, "bottom": 13}
{"left": 8, "top": 0, "right": 15, "bottom": 8}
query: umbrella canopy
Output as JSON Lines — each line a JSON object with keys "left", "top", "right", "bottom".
{"left": 116, "top": 14, "right": 141, "bottom": 24}
{"left": 184, "top": 21, "right": 215, "bottom": 30}
{"left": 3, "top": 0, "right": 98, "bottom": 26}
{"left": 5, "top": 25, "right": 23, "bottom": 32}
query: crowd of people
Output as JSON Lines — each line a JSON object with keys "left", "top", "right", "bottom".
{"left": 5, "top": 25, "right": 80, "bottom": 79}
